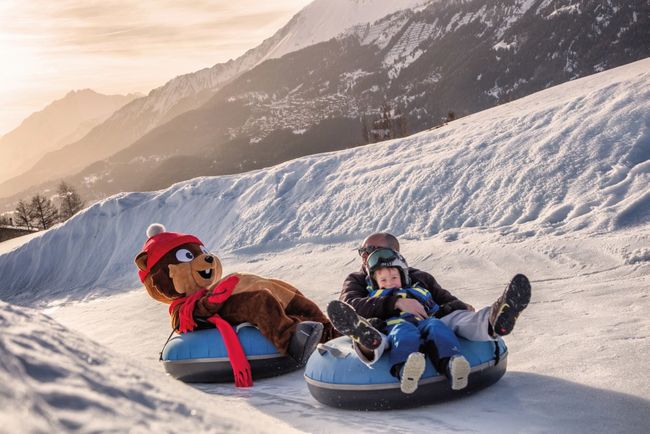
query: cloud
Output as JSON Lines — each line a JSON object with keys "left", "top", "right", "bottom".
{"left": 0, "top": 0, "right": 311, "bottom": 134}
{"left": 2, "top": 0, "right": 305, "bottom": 56}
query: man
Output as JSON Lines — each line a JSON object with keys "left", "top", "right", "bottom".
{"left": 327, "top": 232, "right": 531, "bottom": 369}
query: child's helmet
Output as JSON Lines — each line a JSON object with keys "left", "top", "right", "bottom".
{"left": 366, "top": 248, "right": 411, "bottom": 288}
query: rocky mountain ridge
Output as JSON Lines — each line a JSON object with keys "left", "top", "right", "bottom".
{"left": 0, "top": 0, "right": 425, "bottom": 204}
{"left": 0, "top": 89, "right": 138, "bottom": 185}
{"left": 0, "top": 0, "right": 647, "bottom": 211}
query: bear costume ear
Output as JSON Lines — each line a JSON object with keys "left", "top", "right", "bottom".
{"left": 135, "top": 251, "right": 148, "bottom": 271}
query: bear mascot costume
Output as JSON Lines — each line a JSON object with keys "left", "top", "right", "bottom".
{"left": 135, "top": 224, "right": 337, "bottom": 387}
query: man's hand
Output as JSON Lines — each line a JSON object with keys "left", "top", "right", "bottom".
{"left": 395, "top": 298, "right": 428, "bottom": 320}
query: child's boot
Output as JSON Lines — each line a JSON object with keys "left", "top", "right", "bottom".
{"left": 399, "top": 352, "right": 426, "bottom": 394}
{"left": 447, "top": 354, "right": 470, "bottom": 390}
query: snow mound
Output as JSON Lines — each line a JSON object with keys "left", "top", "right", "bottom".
{"left": 0, "top": 301, "right": 298, "bottom": 433}
{"left": 0, "top": 58, "right": 648, "bottom": 305}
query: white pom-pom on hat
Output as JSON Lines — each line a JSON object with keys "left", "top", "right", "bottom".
{"left": 147, "top": 223, "right": 166, "bottom": 238}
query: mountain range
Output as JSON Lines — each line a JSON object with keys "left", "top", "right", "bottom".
{"left": 0, "top": 0, "right": 425, "bottom": 210}
{"left": 0, "top": 89, "right": 138, "bottom": 184}
{"left": 0, "top": 0, "right": 648, "bottom": 212}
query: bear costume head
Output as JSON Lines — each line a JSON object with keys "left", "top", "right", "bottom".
{"left": 134, "top": 223, "right": 223, "bottom": 303}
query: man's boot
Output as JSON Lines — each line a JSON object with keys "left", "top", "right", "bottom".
{"left": 489, "top": 274, "right": 532, "bottom": 337}
{"left": 326, "top": 300, "right": 383, "bottom": 350}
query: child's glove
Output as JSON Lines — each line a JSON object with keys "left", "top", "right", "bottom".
{"left": 207, "top": 275, "right": 240, "bottom": 304}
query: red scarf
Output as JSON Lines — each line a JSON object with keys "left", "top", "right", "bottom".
{"left": 169, "top": 275, "right": 253, "bottom": 387}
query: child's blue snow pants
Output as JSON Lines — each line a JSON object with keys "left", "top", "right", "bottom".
{"left": 386, "top": 316, "right": 461, "bottom": 369}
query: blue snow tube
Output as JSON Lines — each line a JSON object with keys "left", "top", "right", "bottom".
{"left": 304, "top": 336, "right": 507, "bottom": 410}
{"left": 161, "top": 325, "right": 300, "bottom": 383}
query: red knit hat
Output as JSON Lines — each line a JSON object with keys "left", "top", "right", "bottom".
{"left": 138, "top": 224, "right": 203, "bottom": 282}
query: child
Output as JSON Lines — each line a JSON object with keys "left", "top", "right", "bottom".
{"left": 329, "top": 248, "right": 471, "bottom": 394}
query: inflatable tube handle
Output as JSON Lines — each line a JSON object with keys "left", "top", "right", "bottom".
{"left": 316, "top": 343, "right": 347, "bottom": 358}
{"left": 235, "top": 322, "right": 257, "bottom": 332}
{"left": 159, "top": 328, "right": 177, "bottom": 361}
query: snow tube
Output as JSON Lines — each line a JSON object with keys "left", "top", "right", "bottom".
{"left": 304, "top": 336, "right": 507, "bottom": 410}
{"left": 161, "top": 324, "right": 300, "bottom": 383}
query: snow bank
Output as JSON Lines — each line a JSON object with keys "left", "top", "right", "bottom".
{"left": 0, "top": 58, "right": 648, "bottom": 305}
{"left": 45, "top": 228, "right": 650, "bottom": 433}
{"left": 0, "top": 301, "right": 300, "bottom": 433}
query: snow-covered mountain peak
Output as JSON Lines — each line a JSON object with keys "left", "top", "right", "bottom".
{"left": 102, "top": 1, "right": 432, "bottom": 128}
{"left": 261, "top": 0, "right": 431, "bottom": 61}
{"left": 126, "top": 0, "right": 432, "bottom": 115}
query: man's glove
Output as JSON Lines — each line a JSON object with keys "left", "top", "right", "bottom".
{"left": 434, "top": 300, "right": 469, "bottom": 318}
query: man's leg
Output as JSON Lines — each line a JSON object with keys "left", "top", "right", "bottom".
{"left": 441, "top": 274, "right": 532, "bottom": 340}
{"left": 440, "top": 307, "right": 494, "bottom": 341}
{"left": 351, "top": 337, "right": 388, "bottom": 366}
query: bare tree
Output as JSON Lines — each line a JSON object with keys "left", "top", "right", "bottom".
{"left": 30, "top": 194, "right": 58, "bottom": 230}
{"left": 14, "top": 200, "right": 34, "bottom": 229}
{"left": 57, "top": 181, "right": 85, "bottom": 221}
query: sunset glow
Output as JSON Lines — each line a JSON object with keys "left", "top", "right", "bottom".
{"left": 0, "top": 0, "right": 312, "bottom": 135}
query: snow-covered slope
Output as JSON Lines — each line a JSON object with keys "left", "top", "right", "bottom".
{"left": 0, "top": 58, "right": 648, "bottom": 433}
{"left": 0, "top": 301, "right": 301, "bottom": 434}
{"left": 0, "top": 58, "right": 647, "bottom": 305}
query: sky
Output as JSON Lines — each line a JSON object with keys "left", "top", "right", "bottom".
{"left": 0, "top": 0, "right": 312, "bottom": 136}
{"left": 0, "top": 58, "right": 648, "bottom": 432}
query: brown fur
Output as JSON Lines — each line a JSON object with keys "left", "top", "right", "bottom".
{"left": 136, "top": 240, "right": 339, "bottom": 353}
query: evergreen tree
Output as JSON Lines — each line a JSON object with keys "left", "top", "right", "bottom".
{"left": 57, "top": 181, "right": 85, "bottom": 221}
{"left": 361, "top": 115, "right": 370, "bottom": 144}
{"left": 30, "top": 194, "right": 58, "bottom": 230}
{"left": 14, "top": 200, "right": 34, "bottom": 229}
{"left": 364, "top": 103, "right": 409, "bottom": 143}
